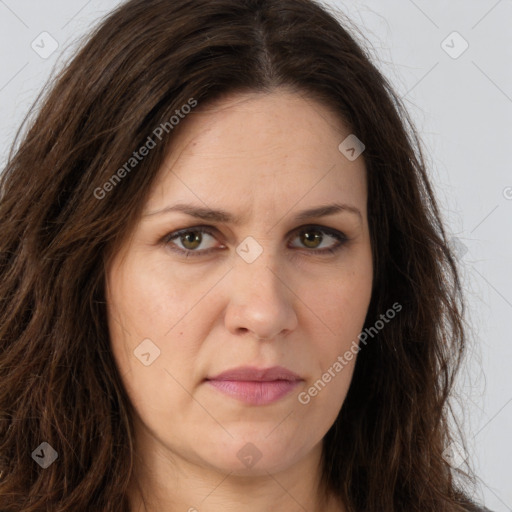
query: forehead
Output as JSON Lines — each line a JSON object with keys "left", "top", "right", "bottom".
{"left": 165, "top": 90, "right": 349, "bottom": 161}
{"left": 144, "top": 90, "right": 367, "bottom": 218}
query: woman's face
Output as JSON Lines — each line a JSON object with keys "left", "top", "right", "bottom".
{"left": 106, "top": 90, "right": 373, "bottom": 477}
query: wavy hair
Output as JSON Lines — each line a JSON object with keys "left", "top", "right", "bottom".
{"left": 0, "top": 0, "right": 478, "bottom": 510}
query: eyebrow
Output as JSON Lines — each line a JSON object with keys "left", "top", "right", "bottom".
{"left": 144, "top": 202, "right": 362, "bottom": 224}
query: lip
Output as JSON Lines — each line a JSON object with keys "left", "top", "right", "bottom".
{"left": 208, "top": 365, "right": 302, "bottom": 382}
{"left": 206, "top": 366, "right": 303, "bottom": 405}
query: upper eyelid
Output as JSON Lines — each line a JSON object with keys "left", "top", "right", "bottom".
{"left": 167, "top": 223, "right": 344, "bottom": 237}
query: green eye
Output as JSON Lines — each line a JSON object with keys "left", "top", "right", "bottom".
{"left": 179, "top": 231, "right": 211, "bottom": 251}
{"left": 163, "top": 225, "right": 348, "bottom": 257}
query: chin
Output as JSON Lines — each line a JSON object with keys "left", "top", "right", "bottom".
{"left": 191, "top": 432, "right": 312, "bottom": 476}
{"left": 204, "top": 451, "right": 295, "bottom": 476}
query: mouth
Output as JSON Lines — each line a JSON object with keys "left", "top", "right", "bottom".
{"left": 205, "top": 366, "right": 303, "bottom": 405}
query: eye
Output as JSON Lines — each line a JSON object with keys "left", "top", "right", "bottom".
{"left": 162, "top": 225, "right": 348, "bottom": 257}
{"left": 163, "top": 227, "right": 220, "bottom": 257}
{"left": 289, "top": 226, "right": 348, "bottom": 254}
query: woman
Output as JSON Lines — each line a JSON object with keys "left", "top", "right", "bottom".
{"left": 0, "top": 0, "right": 491, "bottom": 510}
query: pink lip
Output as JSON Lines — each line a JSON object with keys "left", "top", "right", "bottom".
{"left": 206, "top": 366, "right": 303, "bottom": 405}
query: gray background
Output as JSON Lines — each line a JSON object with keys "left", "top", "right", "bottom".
{"left": 0, "top": 0, "right": 510, "bottom": 509}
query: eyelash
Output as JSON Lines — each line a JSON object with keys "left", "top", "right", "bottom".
{"left": 161, "top": 225, "right": 349, "bottom": 258}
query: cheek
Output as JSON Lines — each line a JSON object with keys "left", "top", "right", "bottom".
{"left": 106, "top": 253, "right": 199, "bottom": 343}
{"left": 308, "top": 262, "right": 372, "bottom": 343}
{"left": 105, "top": 255, "right": 208, "bottom": 405}
{"left": 106, "top": 283, "right": 199, "bottom": 434}
{"left": 297, "top": 262, "right": 372, "bottom": 410}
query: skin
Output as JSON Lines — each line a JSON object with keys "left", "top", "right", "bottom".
{"left": 105, "top": 89, "right": 373, "bottom": 512}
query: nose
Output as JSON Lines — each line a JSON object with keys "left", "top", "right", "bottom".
{"left": 223, "top": 248, "right": 298, "bottom": 341}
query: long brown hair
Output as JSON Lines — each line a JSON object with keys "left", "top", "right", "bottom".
{"left": 0, "top": 0, "right": 479, "bottom": 510}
